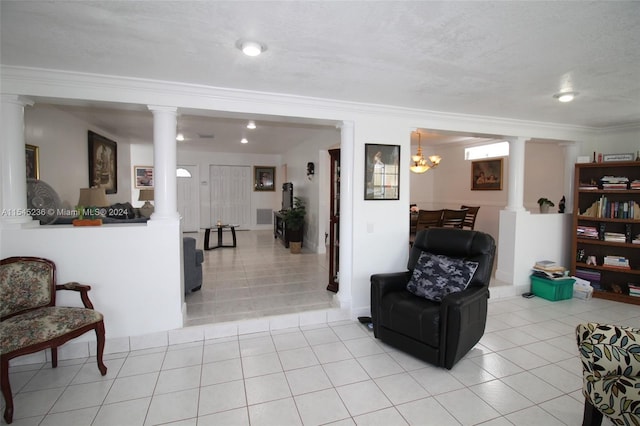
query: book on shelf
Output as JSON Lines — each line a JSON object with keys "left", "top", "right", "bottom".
{"left": 603, "top": 255, "right": 630, "bottom": 269}
{"left": 600, "top": 176, "right": 629, "bottom": 185}
{"left": 581, "top": 198, "right": 637, "bottom": 219}
{"left": 575, "top": 268, "right": 601, "bottom": 284}
{"left": 631, "top": 180, "right": 640, "bottom": 190}
{"left": 577, "top": 225, "right": 599, "bottom": 239}
{"left": 629, "top": 284, "right": 640, "bottom": 297}
{"left": 604, "top": 232, "right": 626, "bottom": 242}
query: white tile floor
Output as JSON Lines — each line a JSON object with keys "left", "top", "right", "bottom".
{"left": 4, "top": 230, "right": 639, "bottom": 425}
{"left": 184, "top": 230, "right": 337, "bottom": 327}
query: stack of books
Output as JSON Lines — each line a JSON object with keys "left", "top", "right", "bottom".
{"left": 631, "top": 180, "right": 640, "bottom": 190}
{"left": 532, "top": 260, "right": 567, "bottom": 279}
{"left": 600, "top": 176, "right": 629, "bottom": 190}
{"left": 579, "top": 181, "right": 599, "bottom": 190}
{"left": 575, "top": 268, "right": 601, "bottom": 289}
{"left": 577, "top": 225, "right": 599, "bottom": 239}
{"left": 629, "top": 284, "right": 640, "bottom": 298}
{"left": 633, "top": 233, "right": 640, "bottom": 244}
{"left": 604, "top": 232, "right": 626, "bottom": 243}
{"left": 603, "top": 255, "right": 630, "bottom": 269}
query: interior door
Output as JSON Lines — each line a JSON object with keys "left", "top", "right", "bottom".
{"left": 209, "top": 165, "right": 251, "bottom": 229}
{"left": 177, "top": 165, "right": 199, "bottom": 232}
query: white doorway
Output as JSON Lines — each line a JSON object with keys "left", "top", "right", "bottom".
{"left": 177, "top": 165, "right": 199, "bottom": 232}
{"left": 209, "top": 165, "right": 251, "bottom": 228}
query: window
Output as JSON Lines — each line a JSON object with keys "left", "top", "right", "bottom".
{"left": 465, "top": 141, "right": 509, "bottom": 160}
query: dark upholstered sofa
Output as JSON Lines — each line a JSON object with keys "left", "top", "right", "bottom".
{"left": 371, "top": 228, "right": 496, "bottom": 369}
{"left": 183, "top": 237, "right": 203, "bottom": 294}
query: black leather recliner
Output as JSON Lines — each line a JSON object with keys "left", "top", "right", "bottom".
{"left": 371, "top": 228, "right": 496, "bottom": 369}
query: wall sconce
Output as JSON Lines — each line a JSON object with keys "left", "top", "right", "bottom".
{"left": 307, "top": 162, "right": 315, "bottom": 179}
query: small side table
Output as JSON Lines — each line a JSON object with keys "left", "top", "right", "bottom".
{"left": 204, "top": 224, "right": 237, "bottom": 250}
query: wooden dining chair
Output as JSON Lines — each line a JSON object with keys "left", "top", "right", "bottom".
{"left": 441, "top": 209, "right": 468, "bottom": 228}
{"left": 415, "top": 209, "right": 443, "bottom": 232}
{"left": 461, "top": 205, "right": 480, "bottom": 230}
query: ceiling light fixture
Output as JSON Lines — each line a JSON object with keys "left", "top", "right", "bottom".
{"left": 176, "top": 133, "right": 185, "bottom": 142}
{"left": 410, "top": 132, "right": 441, "bottom": 174}
{"left": 247, "top": 120, "right": 256, "bottom": 129}
{"left": 236, "top": 40, "right": 266, "bottom": 57}
{"left": 241, "top": 138, "right": 248, "bottom": 144}
{"left": 553, "top": 91, "right": 578, "bottom": 103}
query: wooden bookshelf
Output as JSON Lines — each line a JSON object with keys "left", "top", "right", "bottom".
{"left": 571, "top": 161, "right": 640, "bottom": 305}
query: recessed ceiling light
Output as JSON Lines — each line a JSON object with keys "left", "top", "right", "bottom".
{"left": 247, "top": 120, "right": 256, "bottom": 129}
{"left": 553, "top": 91, "right": 578, "bottom": 103}
{"left": 241, "top": 138, "right": 248, "bottom": 144}
{"left": 236, "top": 40, "right": 267, "bottom": 57}
{"left": 176, "top": 133, "right": 185, "bottom": 141}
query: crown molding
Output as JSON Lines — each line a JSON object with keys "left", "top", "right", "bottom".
{"left": 1, "top": 65, "right": 605, "bottom": 141}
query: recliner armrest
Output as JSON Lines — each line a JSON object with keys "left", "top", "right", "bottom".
{"left": 371, "top": 271, "right": 411, "bottom": 297}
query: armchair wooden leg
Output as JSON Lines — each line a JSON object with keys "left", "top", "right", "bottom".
{"left": 95, "top": 321, "right": 107, "bottom": 376}
{"left": 1, "top": 358, "right": 14, "bottom": 424}
{"left": 583, "top": 399, "right": 603, "bottom": 426}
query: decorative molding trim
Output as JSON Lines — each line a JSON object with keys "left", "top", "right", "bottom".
{"left": 1, "top": 65, "right": 607, "bottom": 141}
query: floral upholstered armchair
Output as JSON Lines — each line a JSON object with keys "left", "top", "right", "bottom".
{"left": 576, "top": 323, "right": 640, "bottom": 426}
{"left": 0, "top": 257, "right": 107, "bottom": 424}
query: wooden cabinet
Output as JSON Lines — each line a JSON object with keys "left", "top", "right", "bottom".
{"left": 327, "top": 149, "right": 340, "bottom": 292}
{"left": 570, "top": 161, "right": 640, "bottom": 305}
{"left": 273, "top": 211, "right": 302, "bottom": 248}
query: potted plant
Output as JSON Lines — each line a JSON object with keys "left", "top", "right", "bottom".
{"left": 537, "top": 197, "right": 555, "bottom": 214}
{"left": 284, "top": 197, "right": 306, "bottom": 253}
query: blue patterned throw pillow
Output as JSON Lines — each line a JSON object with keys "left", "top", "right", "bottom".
{"left": 407, "top": 251, "right": 479, "bottom": 302}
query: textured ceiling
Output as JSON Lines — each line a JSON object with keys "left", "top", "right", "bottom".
{"left": 2, "top": 1, "right": 639, "bottom": 152}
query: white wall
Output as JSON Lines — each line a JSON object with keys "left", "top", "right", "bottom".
{"left": 279, "top": 132, "right": 340, "bottom": 252}
{"left": 1, "top": 221, "right": 183, "bottom": 339}
{"left": 177, "top": 148, "right": 282, "bottom": 230}
{"left": 24, "top": 104, "right": 134, "bottom": 208}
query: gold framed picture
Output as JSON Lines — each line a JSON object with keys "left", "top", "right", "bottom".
{"left": 26, "top": 144, "right": 40, "bottom": 179}
{"left": 471, "top": 158, "right": 503, "bottom": 190}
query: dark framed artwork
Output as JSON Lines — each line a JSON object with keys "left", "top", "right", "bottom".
{"left": 254, "top": 166, "right": 276, "bottom": 191}
{"left": 364, "top": 143, "right": 400, "bottom": 200}
{"left": 88, "top": 131, "right": 117, "bottom": 194}
{"left": 471, "top": 158, "right": 503, "bottom": 190}
{"left": 25, "top": 144, "right": 40, "bottom": 179}
{"left": 134, "top": 166, "right": 154, "bottom": 189}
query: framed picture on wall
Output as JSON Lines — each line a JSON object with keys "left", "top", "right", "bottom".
{"left": 88, "top": 131, "right": 118, "bottom": 194}
{"left": 364, "top": 143, "right": 400, "bottom": 200}
{"left": 134, "top": 166, "right": 154, "bottom": 188}
{"left": 25, "top": 144, "right": 40, "bottom": 179}
{"left": 254, "top": 166, "right": 276, "bottom": 191}
{"left": 471, "top": 158, "right": 503, "bottom": 190}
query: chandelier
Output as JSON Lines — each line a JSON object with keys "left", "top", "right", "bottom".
{"left": 410, "top": 132, "right": 441, "bottom": 173}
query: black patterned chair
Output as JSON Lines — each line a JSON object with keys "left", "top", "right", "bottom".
{"left": 0, "top": 257, "right": 107, "bottom": 424}
{"left": 576, "top": 323, "right": 640, "bottom": 426}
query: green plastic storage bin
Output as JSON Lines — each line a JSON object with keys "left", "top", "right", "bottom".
{"left": 530, "top": 275, "right": 575, "bottom": 301}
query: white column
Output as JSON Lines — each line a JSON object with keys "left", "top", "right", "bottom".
{"left": 561, "top": 142, "right": 579, "bottom": 213}
{"left": 147, "top": 105, "right": 179, "bottom": 222}
{"left": 335, "top": 120, "right": 354, "bottom": 307}
{"left": 1, "top": 94, "right": 38, "bottom": 228}
{"left": 505, "top": 136, "right": 528, "bottom": 212}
